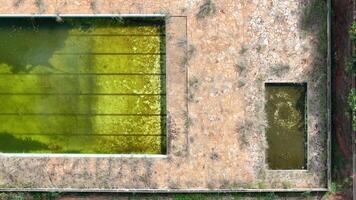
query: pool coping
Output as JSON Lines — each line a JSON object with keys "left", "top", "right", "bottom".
{"left": 0, "top": 188, "right": 329, "bottom": 193}
{"left": 0, "top": 14, "right": 167, "bottom": 17}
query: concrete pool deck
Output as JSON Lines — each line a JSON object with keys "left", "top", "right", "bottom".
{"left": 0, "top": 0, "right": 330, "bottom": 192}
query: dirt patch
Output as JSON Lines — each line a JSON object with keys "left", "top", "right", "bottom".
{"left": 331, "top": 0, "right": 354, "bottom": 199}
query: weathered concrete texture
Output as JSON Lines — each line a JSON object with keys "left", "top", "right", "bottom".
{"left": 0, "top": 0, "right": 327, "bottom": 190}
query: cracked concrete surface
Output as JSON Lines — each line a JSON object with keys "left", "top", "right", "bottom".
{"left": 0, "top": 0, "right": 328, "bottom": 191}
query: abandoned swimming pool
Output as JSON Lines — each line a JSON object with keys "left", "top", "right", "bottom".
{"left": 0, "top": 17, "right": 167, "bottom": 154}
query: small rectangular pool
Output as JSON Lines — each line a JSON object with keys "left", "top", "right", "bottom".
{"left": 0, "top": 17, "right": 166, "bottom": 154}
{"left": 265, "top": 83, "right": 307, "bottom": 169}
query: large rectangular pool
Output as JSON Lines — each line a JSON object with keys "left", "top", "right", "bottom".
{"left": 0, "top": 17, "right": 166, "bottom": 154}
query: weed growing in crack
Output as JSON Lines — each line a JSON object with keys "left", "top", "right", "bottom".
{"left": 234, "top": 62, "right": 246, "bottom": 75}
{"left": 34, "top": 0, "right": 45, "bottom": 13}
{"left": 219, "top": 179, "right": 230, "bottom": 189}
{"left": 196, "top": 0, "right": 216, "bottom": 20}
{"left": 180, "top": 43, "right": 196, "bottom": 71}
{"left": 180, "top": 56, "right": 188, "bottom": 71}
{"left": 188, "top": 76, "right": 200, "bottom": 102}
{"left": 207, "top": 181, "right": 215, "bottom": 189}
{"left": 236, "top": 121, "right": 253, "bottom": 148}
{"left": 282, "top": 181, "right": 292, "bottom": 189}
{"left": 257, "top": 181, "right": 267, "bottom": 189}
{"left": 256, "top": 74, "right": 265, "bottom": 84}
{"left": 168, "top": 181, "right": 179, "bottom": 189}
{"left": 187, "top": 44, "right": 196, "bottom": 63}
{"left": 185, "top": 117, "right": 193, "bottom": 129}
{"left": 90, "top": 0, "right": 98, "bottom": 13}
{"left": 183, "top": 111, "right": 193, "bottom": 130}
{"left": 176, "top": 38, "right": 187, "bottom": 48}
{"left": 187, "top": 93, "right": 195, "bottom": 102}
{"left": 237, "top": 80, "right": 246, "bottom": 88}
{"left": 189, "top": 76, "right": 199, "bottom": 90}
{"left": 210, "top": 151, "right": 219, "bottom": 160}
{"left": 271, "top": 64, "right": 290, "bottom": 77}
{"left": 239, "top": 45, "right": 248, "bottom": 54}
{"left": 13, "top": 0, "right": 24, "bottom": 7}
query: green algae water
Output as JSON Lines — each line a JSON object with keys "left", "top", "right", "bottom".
{"left": 0, "top": 17, "right": 166, "bottom": 154}
{"left": 265, "top": 83, "right": 307, "bottom": 169}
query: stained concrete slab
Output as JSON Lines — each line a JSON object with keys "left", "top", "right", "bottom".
{"left": 0, "top": 0, "right": 328, "bottom": 191}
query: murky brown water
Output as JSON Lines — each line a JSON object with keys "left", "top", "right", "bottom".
{"left": 266, "top": 83, "right": 307, "bottom": 169}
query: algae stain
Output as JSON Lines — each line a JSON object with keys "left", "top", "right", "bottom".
{"left": 0, "top": 18, "right": 70, "bottom": 73}
{"left": 0, "top": 133, "right": 49, "bottom": 153}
